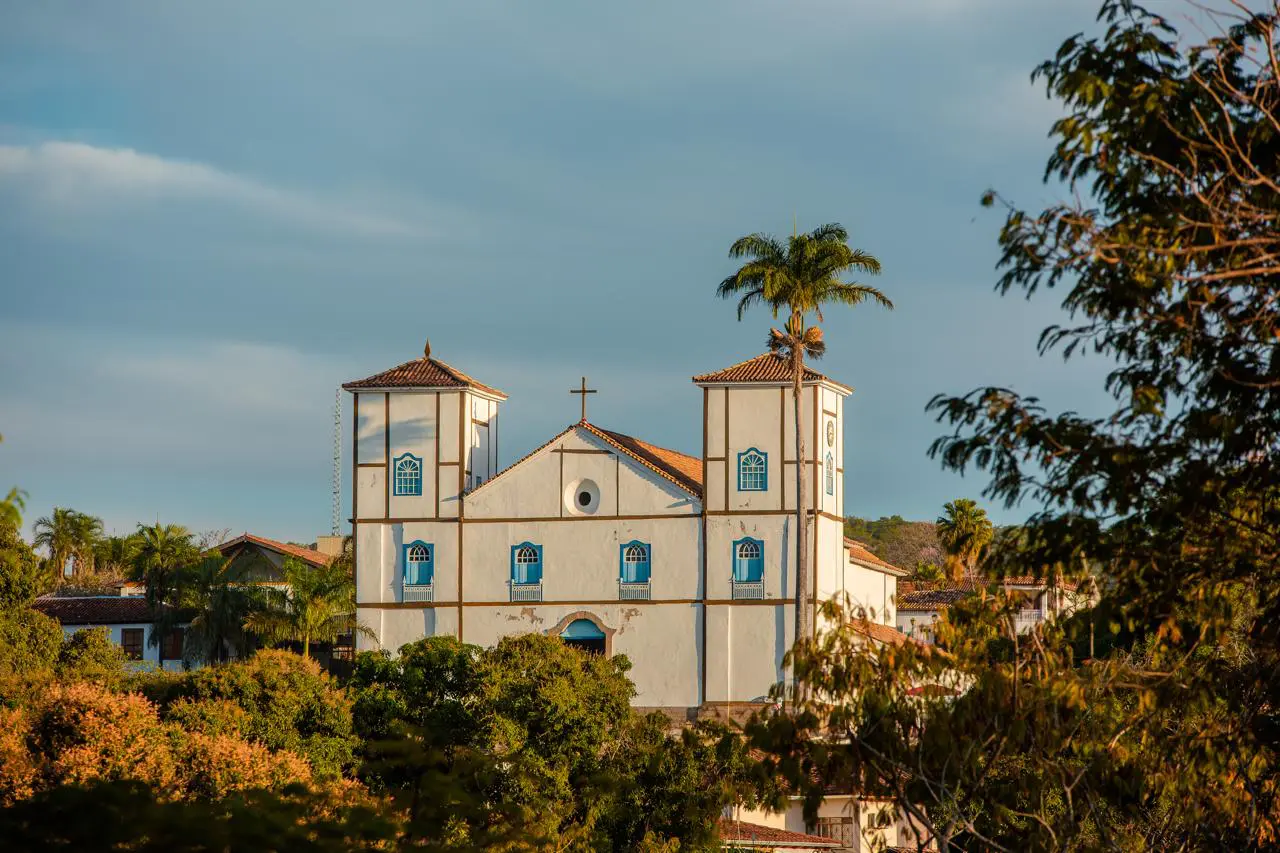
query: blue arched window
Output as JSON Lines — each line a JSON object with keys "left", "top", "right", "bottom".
{"left": 737, "top": 448, "right": 767, "bottom": 491}
{"left": 825, "top": 452, "right": 834, "bottom": 496}
{"left": 403, "top": 541, "right": 434, "bottom": 585}
{"left": 510, "top": 542, "right": 543, "bottom": 585}
{"left": 619, "top": 541, "right": 651, "bottom": 584}
{"left": 393, "top": 453, "right": 423, "bottom": 496}
{"left": 732, "top": 537, "right": 764, "bottom": 583}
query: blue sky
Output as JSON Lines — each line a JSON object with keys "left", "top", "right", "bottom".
{"left": 0, "top": 0, "right": 1117, "bottom": 543}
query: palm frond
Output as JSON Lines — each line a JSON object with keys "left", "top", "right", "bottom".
{"left": 727, "top": 233, "right": 786, "bottom": 262}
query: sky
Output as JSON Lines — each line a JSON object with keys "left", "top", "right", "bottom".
{"left": 0, "top": 0, "right": 1123, "bottom": 544}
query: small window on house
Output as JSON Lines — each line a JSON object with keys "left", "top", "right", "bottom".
{"left": 161, "top": 628, "right": 184, "bottom": 661}
{"left": 825, "top": 452, "right": 834, "bottom": 496}
{"left": 733, "top": 538, "right": 764, "bottom": 582}
{"left": 393, "top": 453, "right": 423, "bottom": 496}
{"left": 737, "top": 449, "right": 767, "bottom": 491}
{"left": 511, "top": 543, "right": 543, "bottom": 585}
{"left": 120, "top": 628, "right": 144, "bottom": 660}
{"left": 404, "top": 542, "right": 434, "bottom": 585}
{"left": 619, "top": 542, "right": 651, "bottom": 584}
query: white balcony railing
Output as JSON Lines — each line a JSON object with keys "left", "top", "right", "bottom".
{"left": 510, "top": 582, "right": 543, "bottom": 603}
{"left": 1014, "top": 609, "right": 1043, "bottom": 633}
{"left": 402, "top": 583, "right": 434, "bottom": 603}
{"left": 731, "top": 580, "right": 765, "bottom": 600}
{"left": 618, "top": 580, "right": 651, "bottom": 601}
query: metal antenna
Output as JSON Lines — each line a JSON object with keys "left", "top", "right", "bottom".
{"left": 331, "top": 387, "right": 342, "bottom": 535}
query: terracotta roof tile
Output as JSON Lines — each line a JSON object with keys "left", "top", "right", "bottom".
{"left": 216, "top": 533, "right": 334, "bottom": 568}
{"left": 844, "top": 538, "right": 908, "bottom": 576}
{"left": 897, "top": 576, "right": 1079, "bottom": 610}
{"left": 850, "top": 618, "right": 926, "bottom": 648}
{"left": 342, "top": 356, "right": 505, "bottom": 398}
{"left": 33, "top": 596, "right": 171, "bottom": 626}
{"left": 584, "top": 424, "right": 703, "bottom": 496}
{"left": 717, "top": 818, "right": 841, "bottom": 848}
{"left": 693, "top": 353, "right": 847, "bottom": 390}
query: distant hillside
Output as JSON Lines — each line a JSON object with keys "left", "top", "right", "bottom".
{"left": 843, "top": 515, "right": 941, "bottom": 572}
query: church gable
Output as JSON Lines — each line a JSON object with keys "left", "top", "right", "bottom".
{"left": 464, "top": 424, "right": 700, "bottom": 520}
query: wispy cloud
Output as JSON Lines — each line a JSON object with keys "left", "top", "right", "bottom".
{"left": 0, "top": 141, "right": 428, "bottom": 238}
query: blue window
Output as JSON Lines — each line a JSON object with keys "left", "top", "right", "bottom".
{"left": 403, "top": 541, "right": 433, "bottom": 585}
{"left": 393, "top": 453, "right": 423, "bottom": 496}
{"left": 511, "top": 542, "right": 543, "bottom": 585}
{"left": 825, "top": 452, "right": 834, "bottom": 496}
{"left": 561, "top": 619, "right": 605, "bottom": 641}
{"left": 619, "top": 541, "right": 651, "bottom": 583}
{"left": 732, "top": 537, "right": 764, "bottom": 582}
{"left": 737, "top": 448, "right": 767, "bottom": 491}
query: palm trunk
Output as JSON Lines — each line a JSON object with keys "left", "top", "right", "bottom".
{"left": 793, "top": 342, "right": 809, "bottom": 643}
{"left": 303, "top": 634, "right": 310, "bottom": 660}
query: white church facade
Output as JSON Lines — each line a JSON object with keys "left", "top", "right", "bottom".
{"left": 345, "top": 344, "right": 906, "bottom": 713}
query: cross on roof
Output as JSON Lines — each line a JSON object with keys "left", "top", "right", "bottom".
{"left": 570, "top": 376, "right": 597, "bottom": 422}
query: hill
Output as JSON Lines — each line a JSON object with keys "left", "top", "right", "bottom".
{"left": 843, "top": 515, "right": 941, "bottom": 573}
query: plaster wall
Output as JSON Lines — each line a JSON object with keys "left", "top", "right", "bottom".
{"left": 706, "top": 514, "right": 791, "bottom": 600}
{"left": 355, "top": 392, "right": 386, "bottom": 464}
{"left": 704, "top": 603, "right": 792, "bottom": 703}
{"left": 387, "top": 392, "right": 437, "bottom": 520}
{"left": 60, "top": 624, "right": 185, "bottom": 672}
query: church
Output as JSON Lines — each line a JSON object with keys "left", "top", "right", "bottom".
{"left": 344, "top": 343, "right": 906, "bottom": 714}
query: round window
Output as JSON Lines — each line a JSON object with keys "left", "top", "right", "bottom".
{"left": 564, "top": 478, "right": 601, "bottom": 515}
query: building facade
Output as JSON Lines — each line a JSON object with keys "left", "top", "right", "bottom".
{"left": 346, "top": 345, "right": 903, "bottom": 712}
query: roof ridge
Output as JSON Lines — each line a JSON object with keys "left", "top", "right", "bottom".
{"left": 579, "top": 422, "right": 702, "bottom": 497}
{"left": 691, "top": 351, "right": 781, "bottom": 380}
{"left": 594, "top": 425, "right": 700, "bottom": 465}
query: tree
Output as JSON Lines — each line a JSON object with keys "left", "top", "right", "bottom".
{"left": 0, "top": 520, "right": 49, "bottom": 607}
{"left": 134, "top": 523, "right": 196, "bottom": 610}
{"left": 718, "top": 223, "right": 890, "bottom": 638}
{"left": 754, "top": 2, "right": 1280, "bottom": 848}
{"left": 163, "top": 555, "right": 257, "bottom": 665}
{"left": 0, "top": 435, "right": 24, "bottom": 532}
{"left": 935, "top": 499, "right": 994, "bottom": 581}
{"left": 32, "top": 508, "right": 102, "bottom": 578}
{"left": 350, "top": 634, "right": 748, "bottom": 848}
{"left": 244, "top": 557, "right": 369, "bottom": 659}
{"left": 92, "top": 533, "right": 144, "bottom": 580}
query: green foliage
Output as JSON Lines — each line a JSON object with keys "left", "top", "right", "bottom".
{"left": 58, "top": 628, "right": 128, "bottom": 686}
{"left": 162, "top": 554, "right": 257, "bottom": 665}
{"left": 144, "top": 650, "right": 357, "bottom": 780}
{"left": 31, "top": 508, "right": 103, "bottom": 578}
{"left": 0, "top": 521, "right": 49, "bottom": 607}
{"left": 133, "top": 523, "right": 197, "bottom": 610}
{"left": 0, "top": 606, "right": 63, "bottom": 685}
{"left": 244, "top": 557, "right": 369, "bottom": 658}
{"left": 350, "top": 633, "right": 746, "bottom": 849}
{"left": 936, "top": 498, "right": 994, "bottom": 581}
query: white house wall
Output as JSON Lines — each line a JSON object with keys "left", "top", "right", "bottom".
{"left": 388, "top": 392, "right": 437, "bottom": 519}
{"left": 704, "top": 603, "right": 792, "bottom": 703}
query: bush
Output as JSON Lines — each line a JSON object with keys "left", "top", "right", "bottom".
{"left": 0, "top": 681, "right": 318, "bottom": 805}
{"left": 146, "top": 650, "right": 356, "bottom": 779}
{"left": 57, "top": 627, "right": 128, "bottom": 686}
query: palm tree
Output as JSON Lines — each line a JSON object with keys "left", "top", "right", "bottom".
{"left": 134, "top": 523, "right": 196, "bottom": 608}
{"left": 32, "top": 508, "right": 103, "bottom": 578}
{"left": 244, "top": 556, "right": 371, "bottom": 659}
{"left": 936, "top": 499, "right": 994, "bottom": 581}
{"left": 162, "top": 554, "right": 257, "bottom": 664}
{"left": 718, "top": 223, "right": 889, "bottom": 639}
{"left": 93, "top": 532, "right": 144, "bottom": 579}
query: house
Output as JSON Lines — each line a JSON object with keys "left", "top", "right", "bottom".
{"left": 895, "top": 576, "right": 1089, "bottom": 643}
{"left": 32, "top": 591, "right": 188, "bottom": 671}
{"left": 215, "top": 532, "right": 336, "bottom": 582}
{"left": 344, "top": 343, "right": 906, "bottom": 713}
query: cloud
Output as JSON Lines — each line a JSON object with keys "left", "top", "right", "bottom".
{"left": 0, "top": 141, "right": 426, "bottom": 238}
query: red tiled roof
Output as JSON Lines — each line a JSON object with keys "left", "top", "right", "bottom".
{"left": 693, "top": 353, "right": 848, "bottom": 391}
{"left": 33, "top": 596, "right": 161, "bottom": 626}
{"left": 718, "top": 819, "right": 840, "bottom": 848}
{"left": 216, "top": 533, "right": 334, "bottom": 568}
{"left": 897, "top": 576, "right": 1079, "bottom": 610}
{"left": 844, "top": 538, "right": 908, "bottom": 576}
{"left": 850, "top": 618, "right": 926, "bottom": 648}
{"left": 583, "top": 423, "right": 703, "bottom": 496}
{"left": 342, "top": 356, "right": 505, "bottom": 398}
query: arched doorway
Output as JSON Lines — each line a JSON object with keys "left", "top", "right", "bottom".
{"left": 559, "top": 618, "right": 606, "bottom": 655}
